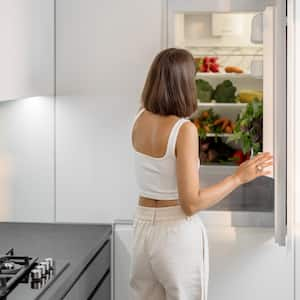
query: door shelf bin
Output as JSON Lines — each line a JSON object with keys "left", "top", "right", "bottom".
{"left": 200, "top": 165, "right": 274, "bottom": 213}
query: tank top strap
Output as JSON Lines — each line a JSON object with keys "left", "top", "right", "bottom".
{"left": 131, "top": 108, "right": 145, "bottom": 135}
{"left": 166, "top": 118, "right": 189, "bottom": 157}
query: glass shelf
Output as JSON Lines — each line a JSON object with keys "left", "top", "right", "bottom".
{"left": 195, "top": 72, "right": 262, "bottom": 80}
{"left": 197, "top": 101, "right": 247, "bottom": 108}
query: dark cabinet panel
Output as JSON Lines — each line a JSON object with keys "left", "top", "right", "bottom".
{"left": 64, "top": 241, "right": 110, "bottom": 300}
{"left": 89, "top": 272, "right": 110, "bottom": 300}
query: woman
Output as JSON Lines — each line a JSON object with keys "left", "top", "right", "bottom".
{"left": 129, "top": 48, "right": 272, "bottom": 300}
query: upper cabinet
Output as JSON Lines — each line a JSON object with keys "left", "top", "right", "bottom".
{"left": 0, "top": 0, "right": 54, "bottom": 101}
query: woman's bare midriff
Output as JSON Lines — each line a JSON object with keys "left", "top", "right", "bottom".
{"left": 139, "top": 196, "right": 178, "bottom": 207}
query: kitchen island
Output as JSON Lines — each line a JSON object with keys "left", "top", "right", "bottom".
{"left": 0, "top": 223, "right": 112, "bottom": 300}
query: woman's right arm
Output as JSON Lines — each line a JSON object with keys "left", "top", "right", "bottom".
{"left": 176, "top": 122, "right": 273, "bottom": 216}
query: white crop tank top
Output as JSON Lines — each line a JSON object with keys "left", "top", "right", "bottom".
{"left": 131, "top": 108, "right": 190, "bottom": 200}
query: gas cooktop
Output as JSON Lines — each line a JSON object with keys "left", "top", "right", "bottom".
{"left": 0, "top": 248, "right": 69, "bottom": 300}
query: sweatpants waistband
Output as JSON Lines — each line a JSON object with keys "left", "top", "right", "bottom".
{"left": 134, "top": 205, "right": 191, "bottom": 223}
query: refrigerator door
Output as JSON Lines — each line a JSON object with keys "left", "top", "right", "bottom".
{"left": 263, "top": 6, "right": 287, "bottom": 246}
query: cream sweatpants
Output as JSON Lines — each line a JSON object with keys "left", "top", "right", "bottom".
{"left": 129, "top": 205, "right": 209, "bottom": 300}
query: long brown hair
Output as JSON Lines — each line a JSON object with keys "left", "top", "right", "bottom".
{"left": 141, "top": 48, "right": 197, "bottom": 118}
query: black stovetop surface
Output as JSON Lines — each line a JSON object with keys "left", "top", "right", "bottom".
{"left": 0, "top": 223, "right": 111, "bottom": 300}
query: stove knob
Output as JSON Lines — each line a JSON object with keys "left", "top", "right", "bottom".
{"left": 40, "top": 262, "right": 50, "bottom": 272}
{"left": 3, "top": 262, "right": 15, "bottom": 270}
{"left": 31, "top": 279, "right": 43, "bottom": 289}
{"left": 31, "top": 269, "right": 42, "bottom": 280}
{"left": 45, "top": 273, "right": 50, "bottom": 281}
{"left": 36, "top": 265, "right": 46, "bottom": 276}
{"left": 45, "top": 258, "right": 54, "bottom": 268}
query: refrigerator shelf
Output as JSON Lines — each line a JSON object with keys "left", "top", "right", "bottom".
{"left": 197, "top": 102, "right": 247, "bottom": 108}
{"left": 204, "top": 133, "right": 233, "bottom": 137}
{"left": 186, "top": 45, "right": 263, "bottom": 55}
{"left": 195, "top": 72, "right": 262, "bottom": 80}
{"left": 200, "top": 163, "right": 237, "bottom": 168}
{"left": 195, "top": 101, "right": 247, "bottom": 122}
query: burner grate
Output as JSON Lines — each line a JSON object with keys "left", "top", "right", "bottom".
{"left": 0, "top": 249, "right": 38, "bottom": 299}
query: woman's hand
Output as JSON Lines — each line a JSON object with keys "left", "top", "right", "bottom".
{"left": 234, "top": 152, "right": 273, "bottom": 185}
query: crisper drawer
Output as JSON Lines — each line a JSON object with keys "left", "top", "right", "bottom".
{"left": 64, "top": 240, "right": 111, "bottom": 300}
{"left": 89, "top": 272, "right": 110, "bottom": 300}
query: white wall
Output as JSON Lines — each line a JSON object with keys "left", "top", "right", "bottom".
{"left": 0, "top": 0, "right": 54, "bottom": 100}
{"left": 0, "top": 97, "right": 54, "bottom": 222}
{"left": 55, "top": 0, "right": 163, "bottom": 222}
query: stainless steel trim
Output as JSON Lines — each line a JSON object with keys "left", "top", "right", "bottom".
{"left": 273, "top": 3, "right": 287, "bottom": 246}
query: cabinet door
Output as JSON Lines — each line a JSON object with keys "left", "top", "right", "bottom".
{"left": 55, "top": 0, "right": 163, "bottom": 223}
{"left": 263, "top": 5, "right": 287, "bottom": 246}
{"left": 0, "top": 0, "right": 55, "bottom": 222}
{"left": 113, "top": 222, "right": 134, "bottom": 300}
{"left": 0, "top": 0, "right": 54, "bottom": 100}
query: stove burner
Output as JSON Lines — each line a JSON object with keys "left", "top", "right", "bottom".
{"left": 0, "top": 262, "right": 22, "bottom": 275}
{"left": 0, "top": 248, "right": 38, "bottom": 298}
{"left": 0, "top": 248, "right": 69, "bottom": 300}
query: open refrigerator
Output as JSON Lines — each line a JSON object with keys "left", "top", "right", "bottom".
{"left": 167, "top": 0, "right": 287, "bottom": 245}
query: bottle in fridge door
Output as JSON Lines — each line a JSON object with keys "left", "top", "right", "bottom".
{"left": 167, "top": 0, "right": 287, "bottom": 245}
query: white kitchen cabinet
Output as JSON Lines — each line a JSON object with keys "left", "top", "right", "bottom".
{"left": 0, "top": 0, "right": 55, "bottom": 222}
{"left": 0, "top": 0, "right": 54, "bottom": 101}
{"left": 55, "top": 0, "right": 163, "bottom": 223}
{"left": 113, "top": 222, "right": 293, "bottom": 300}
{"left": 207, "top": 227, "right": 293, "bottom": 300}
{"left": 113, "top": 223, "right": 134, "bottom": 300}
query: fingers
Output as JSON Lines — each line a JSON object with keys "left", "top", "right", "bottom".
{"left": 260, "top": 161, "right": 273, "bottom": 168}
{"left": 255, "top": 153, "right": 272, "bottom": 161}
{"left": 257, "top": 170, "right": 272, "bottom": 177}
{"left": 250, "top": 153, "right": 273, "bottom": 165}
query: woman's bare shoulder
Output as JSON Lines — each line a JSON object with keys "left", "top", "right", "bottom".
{"left": 176, "top": 120, "right": 198, "bottom": 150}
{"left": 179, "top": 120, "right": 198, "bottom": 138}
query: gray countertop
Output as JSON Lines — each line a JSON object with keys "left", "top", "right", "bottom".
{"left": 0, "top": 222, "right": 112, "bottom": 300}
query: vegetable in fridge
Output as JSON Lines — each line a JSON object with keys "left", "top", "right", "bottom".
{"left": 227, "top": 99, "right": 263, "bottom": 155}
{"left": 196, "top": 79, "right": 214, "bottom": 102}
{"left": 237, "top": 90, "right": 263, "bottom": 103}
{"left": 225, "top": 66, "right": 244, "bottom": 73}
{"left": 213, "top": 80, "right": 237, "bottom": 103}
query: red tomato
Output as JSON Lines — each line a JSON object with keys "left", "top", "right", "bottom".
{"left": 232, "top": 150, "right": 244, "bottom": 165}
{"left": 245, "top": 152, "right": 251, "bottom": 161}
{"left": 203, "top": 56, "right": 210, "bottom": 65}
{"left": 200, "top": 64, "right": 208, "bottom": 72}
{"left": 209, "top": 57, "right": 218, "bottom": 63}
{"left": 209, "top": 63, "right": 219, "bottom": 73}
